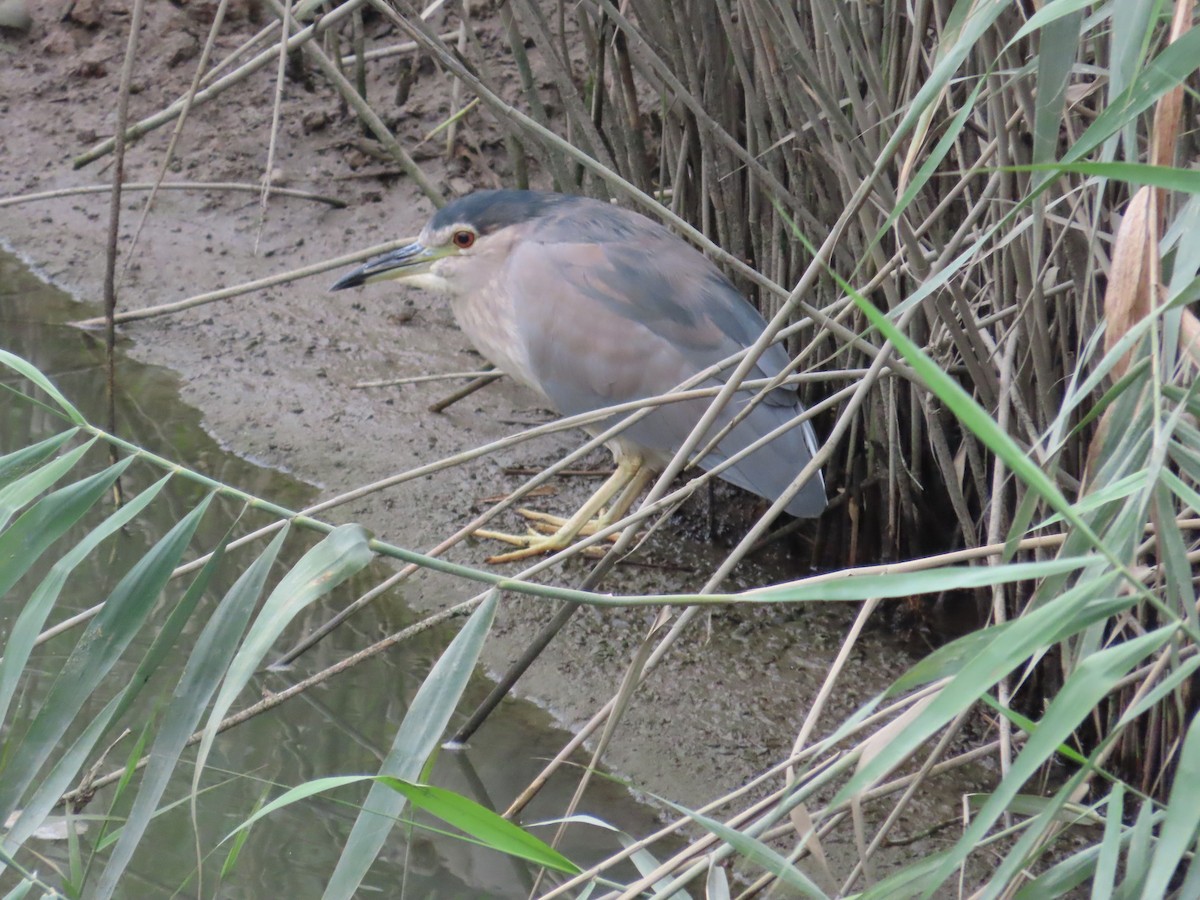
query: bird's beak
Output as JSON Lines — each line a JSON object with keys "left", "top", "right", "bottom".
{"left": 329, "top": 241, "right": 448, "bottom": 291}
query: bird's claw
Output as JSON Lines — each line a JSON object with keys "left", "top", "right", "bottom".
{"left": 515, "top": 508, "right": 619, "bottom": 540}
{"left": 484, "top": 538, "right": 566, "bottom": 564}
{"left": 471, "top": 525, "right": 568, "bottom": 564}
{"left": 472, "top": 508, "right": 623, "bottom": 564}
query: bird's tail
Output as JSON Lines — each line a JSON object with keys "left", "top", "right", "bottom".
{"left": 696, "top": 393, "right": 827, "bottom": 518}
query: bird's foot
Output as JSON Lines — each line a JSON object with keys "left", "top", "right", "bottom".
{"left": 473, "top": 507, "right": 621, "bottom": 564}
{"left": 472, "top": 529, "right": 573, "bottom": 564}
{"left": 517, "top": 508, "right": 617, "bottom": 538}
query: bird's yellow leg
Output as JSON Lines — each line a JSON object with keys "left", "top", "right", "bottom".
{"left": 475, "top": 458, "right": 647, "bottom": 564}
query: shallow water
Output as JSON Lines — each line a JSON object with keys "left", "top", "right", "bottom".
{"left": 0, "top": 249, "right": 667, "bottom": 897}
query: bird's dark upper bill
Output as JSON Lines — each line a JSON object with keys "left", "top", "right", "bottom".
{"left": 330, "top": 242, "right": 428, "bottom": 291}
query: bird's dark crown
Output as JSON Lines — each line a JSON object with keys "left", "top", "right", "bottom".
{"left": 429, "top": 190, "right": 574, "bottom": 236}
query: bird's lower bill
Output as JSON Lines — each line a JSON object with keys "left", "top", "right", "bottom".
{"left": 330, "top": 242, "right": 449, "bottom": 291}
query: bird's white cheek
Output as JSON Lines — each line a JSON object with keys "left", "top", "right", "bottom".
{"left": 399, "top": 271, "right": 452, "bottom": 292}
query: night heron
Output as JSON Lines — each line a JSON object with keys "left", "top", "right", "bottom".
{"left": 331, "top": 190, "right": 826, "bottom": 562}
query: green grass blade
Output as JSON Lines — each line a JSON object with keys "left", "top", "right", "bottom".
{"left": 1002, "top": 162, "right": 1200, "bottom": 194}
{"left": 978, "top": 696, "right": 1087, "bottom": 766}
{"left": 1002, "top": 486, "right": 1043, "bottom": 563}
{"left": 220, "top": 789, "right": 268, "bottom": 880}
{"left": 1139, "top": 710, "right": 1200, "bottom": 898}
{"left": 1106, "top": 0, "right": 1156, "bottom": 158}
{"left": 91, "top": 714, "right": 156, "bottom": 874}
{"left": 59, "top": 534, "right": 231, "bottom": 888}
{"left": 192, "top": 524, "right": 372, "bottom": 794}
{"left": 0, "top": 350, "right": 86, "bottom": 424}
{"left": 835, "top": 583, "right": 1135, "bottom": 806}
{"left": 322, "top": 589, "right": 498, "bottom": 900}
{"left": 1013, "top": 841, "right": 1100, "bottom": 899}
{"left": 894, "top": 620, "right": 1015, "bottom": 690}
{"left": 893, "top": 580, "right": 1125, "bottom": 692}
{"left": 1092, "top": 783, "right": 1125, "bottom": 900}
{"left": 0, "top": 438, "right": 97, "bottom": 532}
{"left": 856, "top": 850, "right": 952, "bottom": 899}
{"left": 671, "top": 805, "right": 829, "bottom": 899}
{"left": 890, "top": 0, "right": 1007, "bottom": 143}
{"left": 1033, "top": 472, "right": 1146, "bottom": 529}
{"left": 1119, "top": 794, "right": 1156, "bottom": 896}
{"left": 226, "top": 774, "right": 374, "bottom": 832}
{"left": 1151, "top": 484, "right": 1195, "bottom": 624}
{"left": 1010, "top": 0, "right": 1104, "bottom": 43}
{"left": 65, "top": 801, "right": 83, "bottom": 893}
{"left": 1, "top": 693, "right": 123, "bottom": 856}
{"left": 1166, "top": 196, "right": 1200, "bottom": 297}
{"left": 618, "top": 832, "right": 691, "bottom": 899}
{"left": 0, "top": 456, "right": 135, "bottom": 600}
{"left": 0, "top": 494, "right": 212, "bottom": 820}
{"left": 110, "top": 528, "right": 229, "bottom": 721}
{"left": 1, "top": 879, "right": 34, "bottom": 900}
{"left": 93, "top": 526, "right": 289, "bottom": 900}
{"left": 0, "top": 473, "right": 170, "bottom": 729}
{"left": 706, "top": 863, "right": 730, "bottom": 900}
{"left": 973, "top": 770, "right": 1095, "bottom": 900}
{"left": 373, "top": 778, "right": 579, "bottom": 873}
{"left": 1064, "top": 27, "right": 1200, "bottom": 164}
{"left": 94, "top": 771, "right": 245, "bottom": 853}
{"left": 923, "top": 626, "right": 1176, "bottom": 897}
{"left": 1053, "top": 339, "right": 1152, "bottom": 449}
{"left": 867, "top": 76, "right": 985, "bottom": 262}
{"left": 0, "top": 430, "right": 78, "bottom": 489}
{"left": 848, "top": 287, "right": 1182, "bottom": 645}
{"left": 226, "top": 771, "right": 579, "bottom": 873}
{"left": 1164, "top": 458, "right": 1200, "bottom": 503}
{"left": 1030, "top": 10, "right": 1082, "bottom": 174}
{"left": 751, "top": 557, "right": 1095, "bottom": 603}
{"left": 1175, "top": 836, "right": 1200, "bottom": 900}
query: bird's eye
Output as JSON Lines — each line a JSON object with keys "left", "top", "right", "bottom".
{"left": 452, "top": 230, "right": 476, "bottom": 249}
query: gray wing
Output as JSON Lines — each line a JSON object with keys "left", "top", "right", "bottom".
{"left": 506, "top": 206, "right": 825, "bottom": 517}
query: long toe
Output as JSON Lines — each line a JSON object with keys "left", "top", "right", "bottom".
{"left": 483, "top": 534, "right": 572, "bottom": 564}
{"left": 472, "top": 526, "right": 545, "bottom": 547}
{"left": 516, "top": 508, "right": 621, "bottom": 540}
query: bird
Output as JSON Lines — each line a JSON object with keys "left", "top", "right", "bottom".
{"left": 331, "top": 190, "right": 826, "bottom": 562}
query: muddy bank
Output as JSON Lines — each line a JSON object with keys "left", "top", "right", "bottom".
{"left": 1, "top": 0, "right": 988, "bottom": 879}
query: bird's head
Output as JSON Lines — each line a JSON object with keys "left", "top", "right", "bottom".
{"left": 330, "top": 190, "right": 572, "bottom": 296}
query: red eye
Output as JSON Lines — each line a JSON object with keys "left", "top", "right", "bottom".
{"left": 452, "top": 230, "right": 476, "bottom": 249}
